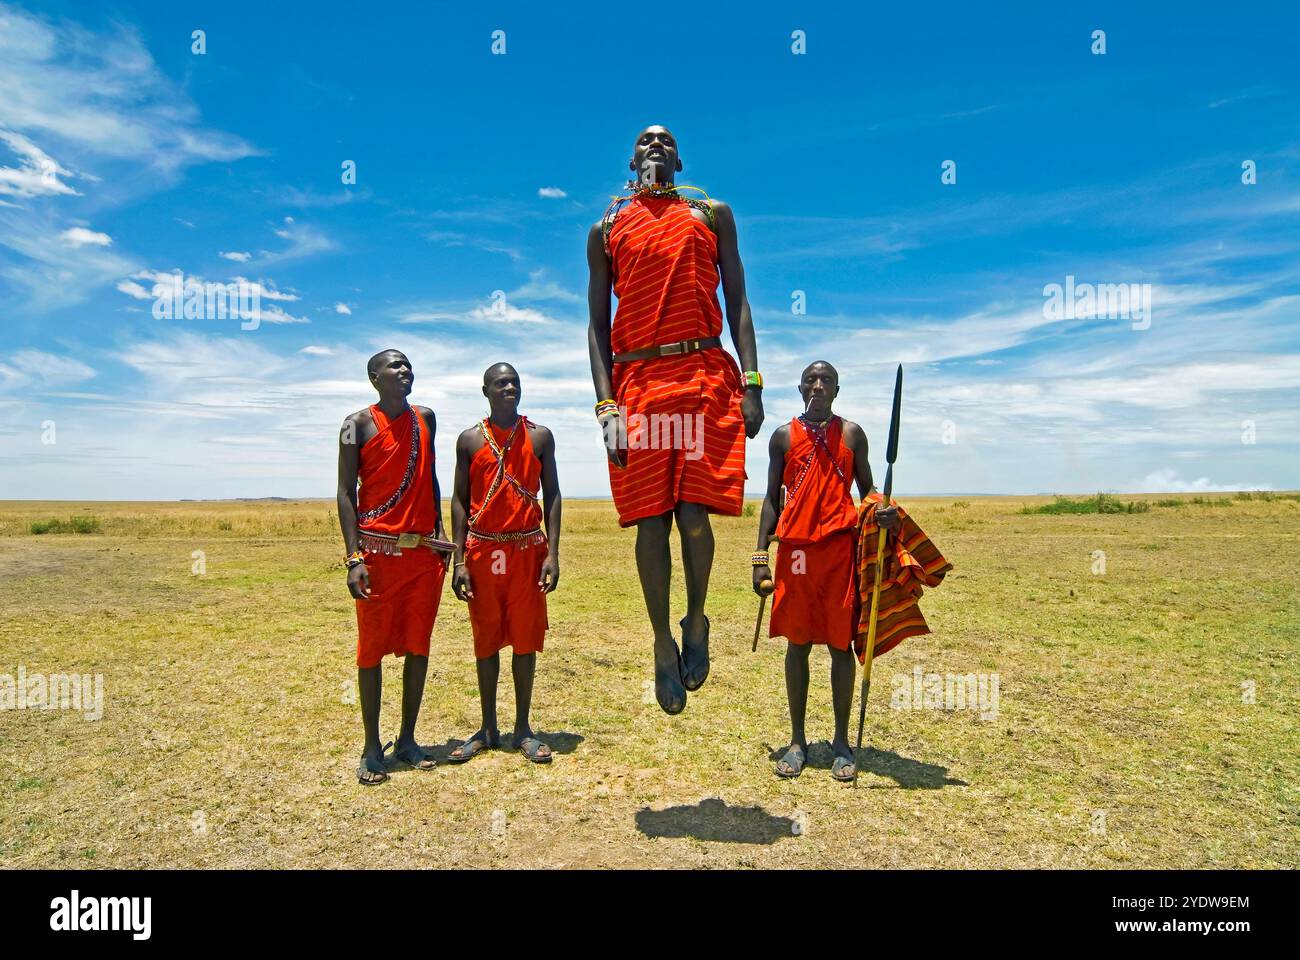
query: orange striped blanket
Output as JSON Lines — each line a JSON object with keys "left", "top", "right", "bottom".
{"left": 854, "top": 493, "right": 952, "bottom": 664}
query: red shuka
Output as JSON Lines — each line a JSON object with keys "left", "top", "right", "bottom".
{"left": 465, "top": 417, "right": 548, "bottom": 660}
{"left": 354, "top": 404, "right": 446, "bottom": 668}
{"left": 770, "top": 416, "right": 859, "bottom": 650}
{"left": 605, "top": 194, "right": 746, "bottom": 527}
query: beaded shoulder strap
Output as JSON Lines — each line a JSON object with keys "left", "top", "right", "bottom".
{"left": 358, "top": 406, "right": 420, "bottom": 525}
{"left": 783, "top": 416, "right": 848, "bottom": 508}
{"left": 469, "top": 417, "right": 539, "bottom": 527}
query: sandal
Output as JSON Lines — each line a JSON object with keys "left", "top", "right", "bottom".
{"left": 447, "top": 729, "right": 498, "bottom": 764}
{"left": 654, "top": 640, "right": 687, "bottom": 715}
{"left": 393, "top": 740, "right": 437, "bottom": 770}
{"left": 356, "top": 740, "right": 394, "bottom": 785}
{"left": 515, "top": 736, "right": 553, "bottom": 764}
{"left": 831, "top": 754, "right": 858, "bottom": 783}
{"left": 680, "top": 615, "right": 710, "bottom": 691}
{"left": 775, "top": 743, "right": 807, "bottom": 779}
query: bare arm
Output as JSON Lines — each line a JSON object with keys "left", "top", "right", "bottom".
{"left": 337, "top": 414, "right": 370, "bottom": 599}
{"left": 713, "top": 200, "right": 764, "bottom": 438}
{"left": 751, "top": 426, "right": 788, "bottom": 594}
{"left": 450, "top": 429, "right": 474, "bottom": 600}
{"left": 756, "top": 425, "right": 789, "bottom": 551}
{"left": 713, "top": 201, "right": 758, "bottom": 373}
{"left": 417, "top": 407, "right": 445, "bottom": 539}
{"left": 586, "top": 223, "right": 614, "bottom": 403}
{"left": 843, "top": 419, "right": 897, "bottom": 534}
{"left": 337, "top": 415, "right": 362, "bottom": 554}
{"left": 534, "top": 425, "right": 562, "bottom": 593}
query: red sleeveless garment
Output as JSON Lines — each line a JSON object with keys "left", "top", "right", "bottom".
{"left": 357, "top": 404, "right": 436, "bottom": 534}
{"left": 354, "top": 403, "right": 445, "bottom": 668}
{"left": 464, "top": 416, "right": 548, "bottom": 659}
{"left": 605, "top": 194, "right": 746, "bottom": 526}
{"left": 468, "top": 416, "right": 543, "bottom": 536}
{"left": 774, "top": 416, "right": 858, "bottom": 545}
{"left": 769, "top": 416, "right": 860, "bottom": 650}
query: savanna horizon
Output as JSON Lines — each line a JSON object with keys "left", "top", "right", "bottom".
{"left": 2, "top": 495, "right": 1295, "bottom": 868}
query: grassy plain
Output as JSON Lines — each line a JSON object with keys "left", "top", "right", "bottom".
{"left": 0, "top": 494, "right": 1296, "bottom": 868}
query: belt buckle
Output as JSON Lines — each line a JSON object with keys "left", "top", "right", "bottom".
{"left": 396, "top": 532, "right": 421, "bottom": 549}
{"left": 660, "top": 340, "right": 686, "bottom": 357}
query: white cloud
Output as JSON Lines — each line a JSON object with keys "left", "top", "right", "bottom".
{"left": 300, "top": 345, "right": 333, "bottom": 356}
{"left": 334, "top": 303, "right": 351, "bottom": 315}
{"left": 0, "top": 6, "right": 256, "bottom": 174}
{"left": 1127, "top": 469, "right": 1273, "bottom": 494}
{"left": 220, "top": 250, "right": 251, "bottom": 262}
{"left": 538, "top": 186, "right": 567, "bottom": 199}
{"left": 59, "top": 226, "right": 111, "bottom": 246}
{"left": 0, "top": 348, "right": 94, "bottom": 390}
{"left": 0, "top": 127, "right": 78, "bottom": 198}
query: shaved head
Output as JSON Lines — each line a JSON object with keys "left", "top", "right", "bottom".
{"left": 801, "top": 360, "right": 838, "bottom": 383}
{"left": 368, "top": 349, "right": 407, "bottom": 377}
{"left": 483, "top": 362, "right": 518, "bottom": 387}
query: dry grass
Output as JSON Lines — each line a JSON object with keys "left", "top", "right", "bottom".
{"left": 1, "top": 494, "right": 1296, "bottom": 868}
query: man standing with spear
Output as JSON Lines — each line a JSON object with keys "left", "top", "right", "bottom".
{"left": 752, "top": 362, "right": 899, "bottom": 782}
{"left": 753, "top": 362, "right": 950, "bottom": 783}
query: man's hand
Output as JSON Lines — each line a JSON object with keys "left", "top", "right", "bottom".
{"left": 752, "top": 564, "right": 774, "bottom": 596}
{"left": 599, "top": 412, "right": 626, "bottom": 467}
{"left": 451, "top": 563, "right": 473, "bottom": 601}
{"left": 538, "top": 554, "right": 560, "bottom": 593}
{"left": 742, "top": 386, "right": 764, "bottom": 439}
{"left": 347, "top": 562, "right": 371, "bottom": 600}
{"left": 876, "top": 504, "right": 900, "bottom": 532}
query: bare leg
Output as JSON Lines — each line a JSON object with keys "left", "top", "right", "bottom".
{"left": 785, "top": 642, "right": 811, "bottom": 750}
{"left": 510, "top": 652, "right": 550, "bottom": 758}
{"left": 449, "top": 653, "right": 500, "bottom": 760}
{"left": 396, "top": 654, "right": 428, "bottom": 752}
{"left": 635, "top": 511, "right": 685, "bottom": 713}
{"left": 830, "top": 645, "right": 857, "bottom": 776}
{"left": 676, "top": 501, "right": 714, "bottom": 689}
{"left": 477, "top": 652, "right": 500, "bottom": 734}
{"left": 358, "top": 664, "right": 384, "bottom": 780}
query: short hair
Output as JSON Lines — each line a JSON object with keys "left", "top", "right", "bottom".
{"left": 801, "top": 360, "right": 839, "bottom": 382}
{"left": 367, "top": 349, "right": 406, "bottom": 377}
{"left": 482, "top": 362, "right": 518, "bottom": 386}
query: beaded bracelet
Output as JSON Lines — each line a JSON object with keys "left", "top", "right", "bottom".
{"left": 594, "top": 399, "right": 619, "bottom": 420}
{"left": 345, "top": 551, "right": 366, "bottom": 568}
{"left": 750, "top": 551, "right": 770, "bottom": 566}
{"left": 742, "top": 371, "right": 764, "bottom": 389}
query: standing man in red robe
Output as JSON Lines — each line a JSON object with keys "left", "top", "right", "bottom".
{"left": 587, "top": 124, "right": 764, "bottom": 714}
{"left": 337, "top": 349, "right": 448, "bottom": 785}
{"left": 752, "top": 362, "right": 899, "bottom": 782}
{"left": 448, "top": 363, "right": 562, "bottom": 764}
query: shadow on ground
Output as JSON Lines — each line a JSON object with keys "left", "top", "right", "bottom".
{"left": 760, "top": 741, "right": 967, "bottom": 788}
{"left": 857, "top": 746, "right": 967, "bottom": 788}
{"left": 635, "top": 797, "right": 794, "bottom": 844}
{"left": 412, "top": 730, "right": 585, "bottom": 765}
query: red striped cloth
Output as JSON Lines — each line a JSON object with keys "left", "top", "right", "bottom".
{"left": 605, "top": 194, "right": 746, "bottom": 526}
{"left": 854, "top": 493, "right": 952, "bottom": 663}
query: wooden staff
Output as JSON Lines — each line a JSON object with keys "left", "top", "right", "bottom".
{"left": 751, "top": 577, "right": 774, "bottom": 651}
{"left": 854, "top": 364, "right": 902, "bottom": 787}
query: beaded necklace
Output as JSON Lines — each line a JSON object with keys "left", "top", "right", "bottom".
{"left": 601, "top": 179, "right": 717, "bottom": 258}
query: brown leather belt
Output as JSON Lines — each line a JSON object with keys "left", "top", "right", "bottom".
{"left": 611, "top": 336, "right": 721, "bottom": 364}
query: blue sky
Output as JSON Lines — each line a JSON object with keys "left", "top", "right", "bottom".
{"left": 2, "top": 0, "right": 1297, "bottom": 499}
